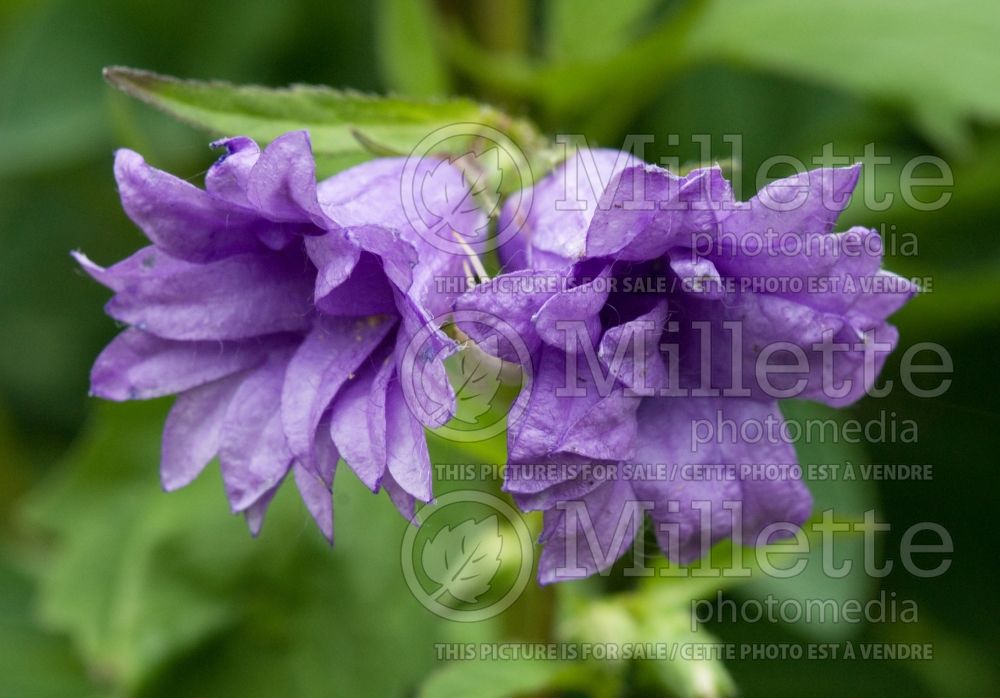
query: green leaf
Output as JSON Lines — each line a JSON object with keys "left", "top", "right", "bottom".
{"left": 684, "top": 0, "right": 1000, "bottom": 131}
{"left": 21, "top": 401, "right": 252, "bottom": 690}
{"left": 0, "top": 557, "right": 98, "bottom": 698}
{"left": 21, "top": 401, "right": 501, "bottom": 696}
{"left": 103, "top": 66, "right": 540, "bottom": 177}
{"left": 375, "top": 0, "right": 451, "bottom": 97}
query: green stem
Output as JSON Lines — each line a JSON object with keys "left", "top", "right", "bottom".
{"left": 501, "top": 509, "right": 557, "bottom": 642}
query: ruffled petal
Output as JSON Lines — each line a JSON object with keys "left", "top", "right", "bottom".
{"left": 598, "top": 300, "right": 669, "bottom": 393}
{"left": 537, "top": 478, "right": 639, "bottom": 584}
{"left": 281, "top": 314, "right": 396, "bottom": 469}
{"left": 384, "top": 381, "right": 433, "bottom": 502}
{"left": 88, "top": 327, "right": 277, "bottom": 400}
{"left": 304, "top": 230, "right": 362, "bottom": 300}
{"left": 293, "top": 462, "right": 334, "bottom": 543}
{"left": 532, "top": 268, "right": 611, "bottom": 351}
{"left": 630, "top": 396, "right": 808, "bottom": 563}
{"left": 160, "top": 372, "right": 245, "bottom": 491}
{"left": 245, "top": 131, "right": 328, "bottom": 227}
{"left": 219, "top": 351, "right": 296, "bottom": 512}
{"left": 508, "top": 346, "right": 637, "bottom": 463}
{"left": 114, "top": 149, "right": 267, "bottom": 262}
{"left": 393, "top": 291, "right": 456, "bottom": 429}
{"left": 585, "top": 165, "right": 732, "bottom": 261}
{"left": 329, "top": 349, "right": 394, "bottom": 490}
{"left": 717, "top": 165, "right": 860, "bottom": 242}
{"left": 668, "top": 255, "right": 725, "bottom": 300}
{"left": 315, "top": 252, "right": 398, "bottom": 316}
{"left": 505, "top": 149, "right": 640, "bottom": 269}
{"left": 206, "top": 137, "right": 260, "bottom": 208}
{"left": 83, "top": 246, "right": 314, "bottom": 340}
{"left": 454, "top": 270, "right": 562, "bottom": 361}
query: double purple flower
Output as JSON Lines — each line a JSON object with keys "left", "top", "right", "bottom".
{"left": 78, "top": 132, "right": 915, "bottom": 583}
{"left": 457, "top": 150, "right": 917, "bottom": 582}
{"left": 75, "top": 132, "right": 483, "bottom": 539}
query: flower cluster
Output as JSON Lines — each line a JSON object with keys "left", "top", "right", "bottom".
{"left": 78, "top": 135, "right": 915, "bottom": 581}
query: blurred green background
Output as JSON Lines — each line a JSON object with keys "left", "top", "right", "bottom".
{"left": 1, "top": 0, "right": 998, "bottom": 696}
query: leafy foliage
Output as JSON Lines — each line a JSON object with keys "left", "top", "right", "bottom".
{"left": 103, "top": 67, "right": 542, "bottom": 178}
{"left": 21, "top": 402, "right": 496, "bottom": 696}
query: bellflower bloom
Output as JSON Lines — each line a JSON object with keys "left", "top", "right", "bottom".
{"left": 457, "top": 149, "right": 917, "bottom": 582}
{"left": 75, "top": 131, "right": 484, "bottom": 539}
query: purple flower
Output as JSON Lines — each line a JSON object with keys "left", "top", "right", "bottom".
{"left": 75, "top": 131, "right": 485, "bottom": 539}
{"left": 458, "top": 150, "right": 917, "bottom": 582}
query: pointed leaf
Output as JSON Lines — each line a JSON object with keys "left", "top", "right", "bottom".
{"left": 103, "top": 67, "right": 537, "bottom": 177}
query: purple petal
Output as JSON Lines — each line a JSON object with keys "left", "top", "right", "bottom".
{"left": 382, "top": 472, "right": 417, "bottom": 520}
{"left": 532, "top": 268, "right": 611, "bottom": 351}
{"left": 718, "top": 165, "right": 860, "bottom": 241}
{"left": 244, "top": 481, "right": 283, "bottom": 537}
{"left": 300, "top": 411, "right": 341, "bottom": 489}
{"left": 668, "top": 256, "right": 725, "bottom": 300}
{"left": 317, "top": 157, "right": 411, "bottom": 227}
{"left": 393, "top": 291, "right": 456, "bottom": 429}
{"left": 454, "top": 270, "right": 561, "bottom": 361}
{"left": 347, "top": 225, "right": 417, "bottom": 292}
{"left": 293, "top": 462, "right": 334, "bottom": 543}
{"left": 245, "top": 131, "right": 328, "bottom": 227}
{"left": 630, "top": 396, "right": 806, "bottom": 563}
{"left": 114, "top": 149, "right": 266, "bottom": 262}
{"left": 317, "top": 156, "right": 485, "bottom": 315}
{"left": 206, "top": 137, "right": 260, "bottom": 208}
{"left": 554, "top": 390, "right": 640, "bottom": 463}
{"left": 537, "top": 478, "right": 639, "bottom": 584}
{"left": 505, "top": 456, "right": 605, "bottom": 509}
{"left": 585, "top": 165, "right": 731, "bottom": 261}
{"left": 281, "top": 314, "right": 396, "bottom": 468}
{"left": 598, "top": 301, "right": 669, "bottom": 392}
{"left": 329, "top": 350, "right": 394, "bottom": 490}
{"left": 219, "top": 351, "right": 296, "bottom": 512}
{"left": 304, "top": 231, "right": 362, "bottom": 300}
{"left": 100, "top": 246, "right": 313, "bottom": 340}
{"left": 315, "top": 252, "right": 398, "bottom": 317}
{"left": 505, "top": 149, "right": 640, "bottom": 269}
{"left": 161, "top": 373, "right": 245, "bottom": 491}
{"left": 509, "top": 347, "right": 637, "bottom": 463}
{"left": 88, "top": 327, "right": 275, "bottom": 401}
{"left": 384, "top": 381, "right": 433, "bottom": 502}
